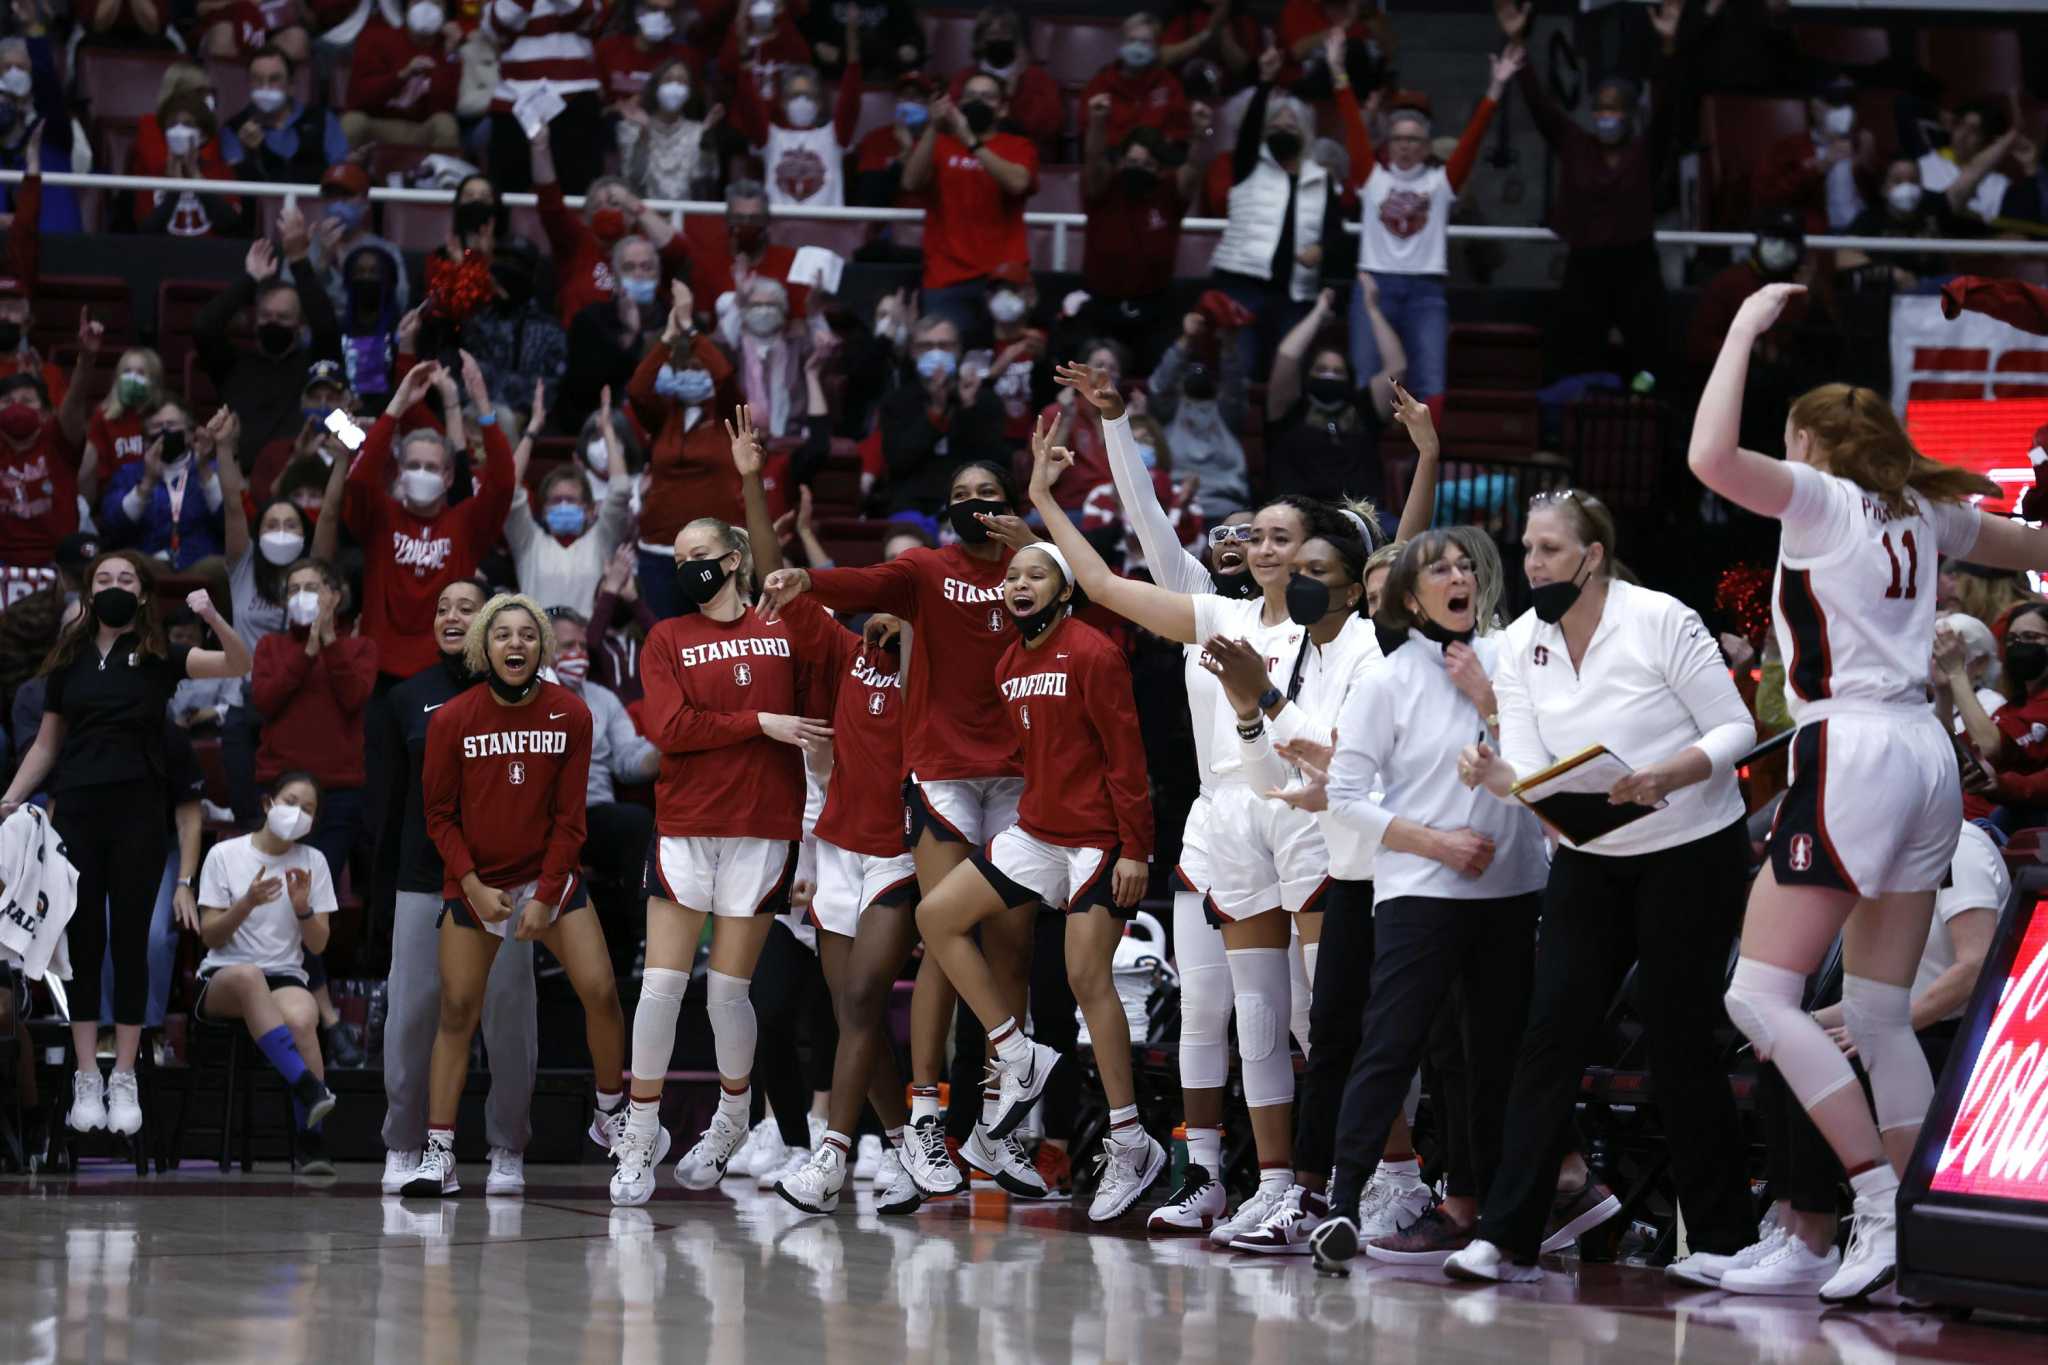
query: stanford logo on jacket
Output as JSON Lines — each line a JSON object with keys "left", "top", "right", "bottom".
{"left": 735, "top": 663, "right": 753, "bottom": 686}
{"left": 508, "top": 761, "right": 526, "bottom": 785}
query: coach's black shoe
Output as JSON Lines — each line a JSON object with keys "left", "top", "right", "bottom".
{"left": 1310, "top": 1216, "right": 1359, "bottom": 1278}
{"left": 293, "top": 1073, "right": 337, "bottom": 1130}
{"left": 295, "top": 1126, "right": 336, "bottom": 1178}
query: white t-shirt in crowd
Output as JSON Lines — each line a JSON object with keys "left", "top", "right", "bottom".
{"left": 1914, "top": 821, "right": 2007, "bottom": 1021}
{"left": 197, "top": 832, "right": 338, "bottom": 981}
{"left": 1358, "top": 160, "right": 1456, "bottom": 277}
{"left": 1917, "top": 150, "right": 2009, "bottom": 225}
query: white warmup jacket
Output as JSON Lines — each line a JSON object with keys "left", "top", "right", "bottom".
{"left": 0, "top": 803, "right": 77, "bottom": 982}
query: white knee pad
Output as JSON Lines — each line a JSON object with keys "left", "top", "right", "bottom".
{"left": 1227, "top": 947, "right": 1295, "bottom": 1109}
{"left": 631, "top": 967, "right": 687, "bottom": 1083}
{"left": 1725, "top": 957, "right": 1857, "bottom": 1109}
{"left": 1842, "top": 974, "right": 1933, "bottom": 1134}
{"left": 1179, "top": 961, "right": 1233, "bottom": 1091}
{"left": 704, "top": 969, "right": 758, "bottom": 1081}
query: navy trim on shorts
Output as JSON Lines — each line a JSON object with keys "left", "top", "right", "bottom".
{"left": 907, "top": 780, "right": 971, "bottom": 846}
{"left": 968, "top": 840, "right": 1042, "bottom": 910}
{"left": 193, "top": 968, "right": 306, "bottom": 1023}
{"left": 1296, "top": 875, "right": 1333, "bottom": 916}
{"left": 643, "top": 834, "right": 676, "bottom": 902}
{"left": 751, "top": 842, "right": 801, "bottom": 916}
{"left": 869, "top": 871, "right": 920, "bottom": 911}
{"left": 1201, "top": 892, "right": 1233, "bottom": 929}
{"left": 441, "top": 876, "right": 589, "bottom": 932}
{"left": 1768, "top": 722, "right": 1859, "bottom": 896}
{"left": 1069, "top": 844, "right": 1134, "bottom": 921}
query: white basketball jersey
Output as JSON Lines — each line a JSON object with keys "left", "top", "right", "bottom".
{"left": 1771, "top": 463, "right": 1980, "bottom": 724}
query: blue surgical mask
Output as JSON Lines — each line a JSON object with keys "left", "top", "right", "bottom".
{"left": 327, "top": 199, "right": 367, "bottom": 230}
{"left": 915, "top": 348, "right": 957, "bottom": 383}
{"left": 656, "top": 364, "right": 716, "bottom": 403}
{"left": 1594, "top": 112, "right": 1627, "bottom": 145}
{"left": 544, "top": 502, "right": 587, "bottom": 536}
{"left": 1135, "top": 443, "right": 1158, "bottom": 470}
{"left": 898, "top": 101, "right": 928, "bottom": 131}
{"left": 621, "top": 276, "right": 657, "bottom": 306}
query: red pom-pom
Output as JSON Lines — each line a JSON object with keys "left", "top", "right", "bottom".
{"left": 426, "top": 249, "right": 495, "bottom": 326}
{"left": 1715, "top": 563, "right": 1773, "bottom": 645}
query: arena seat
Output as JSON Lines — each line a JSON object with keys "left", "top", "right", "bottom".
{"left": 1446, "top": 323, "right": 1542, "bottom": 392}
{"left": 923, "top": 9, "right": 979, "bottom": 81}
{"left": 95, "top": 120, "right": 140, "bottom": 188}
{"left": 814, "top": 516, "right": 890, "bottom": 566}
{"left": 73, "top": 49, "right": 183, "bottom": 124}
{"left": 30, "top": 276, "right": 135, "bottom": 353}
{"left": 1791, "top": 24, "right": 1890, "bottom": 68}
{"left": 1037, "top": 19, "right": 1123, "bottom": 92}
{"left": 1566, "top": 394, "right": 1671, "bottom": 519}
{"left": 157, "top": 277, "right": 235, "bottom": 388}
{"left": 1700, "top": 94, "right": 1809, "bottom": 229}
{"left": 1915, "top": 28, "right": 2022, "bottom": 102}
{"left": 807, "top": 447, "right": 864, "bottom": 516}
{"left": 367, "top": 145, "right": 432, "bottom": 188}
{"left": 852, "top": 86, "right": 900, "bottom": 144}
{"left": 381, "top": 202, "right": 451, "bottom": 252}
{"left": 1439, "top": 390, "right": 1541, "bottom": 460}
{"left": 1034, "top": 164, "right": 1085, "bottom": 215}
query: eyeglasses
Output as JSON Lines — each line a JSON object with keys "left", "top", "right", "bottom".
{"left": 1208, "top": 525, "right": 1254, "bottom": 547}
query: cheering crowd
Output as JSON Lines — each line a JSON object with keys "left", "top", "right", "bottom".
{"left": 0, "top": 0, "right": 2043, "bottom": 1313}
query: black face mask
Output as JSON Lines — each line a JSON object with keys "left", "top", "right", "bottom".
{"left": 1529, "top": 552, "right": 1593, "bottom": 626}
{"left": 1116, "top": 165, "right": 1158, "bottom": 197}
{"left": 1210, "top": 566, "right": 1258, "bottom": 600}
{"left": 93, "top": 587, "right": 139, "bottom": 629}
{"left": 2007, "top": 642, "right": 2048, "bottom": 687}
{"left": 1182, "top": 365, "right": 1218, "bottom": 402}
{"left": 486, "top": 667, "right": 538, "bottom": 703}
{"left": 1373, "top": 619, "right": 1408, "bottom": 656}
{"left": 961, "top": 101, "right": 997, "bottom": 136}
{"left": 1417, "top": 616, "right": 1475, "bottom": 647}
{"left": 492, "top": 266, "right": 535, "bottom": 307}
{"left": 676, "top": 555, "right": 732, "bottom": 605}
{"left": 257, "top": 322, "right": 296, "bottom": 357}
{"left": 981, "top": 40, "right": 1017, "bottom": 67}
{"left": 439, "top": 648, "right": 476, "bottom": 684}
{"left": 949, "top": 498, "right": 1006, "bottom": 544}
{"left": 1285, "top": 573, "right": 1330, "bottom": 626}
{"left": 349, "top": 278, "right": 383, "bottom": 310}
{"left": 1011, "top": 594, "right": 1066, "bottom": 642}
{"left": 0, "top": 321, "right": 19, "bottom": 351}
{"left": 454, "top": 199, "right": 498, "bottom": 236}
{"left": 1306, "top": 375, "right": 1351, "bottom": 408}
{"left": 1266, "top": 130, "right": 1302, "bottom": 162}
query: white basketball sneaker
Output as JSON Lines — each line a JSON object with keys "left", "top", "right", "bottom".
{"left": 872, "top": 1147, "right": 923, "bottom": 1215}
{"left": 484, "top": 1147, "right": 526, "bottom": 1197}
{"left": 1229, "top": 1183, "right": 1326, "bottom": 1253}
{"left": 1666, "top": 1223, "right": 1789, "bottom": 1288}
{"left": 1724, "top": 1236, "right": 1843, "bottom": 1296}
{"left": 676, "top": 1111, "right": 751, "bottom": 1190}
{"left": 853, "top": 1134, "right": 884, "bottom": 1183}
{"left": 900, "top": 1115, "right": 963, "bottom": 1198}
{"left": 987, "top": 1043, "right": 1062, "bottom": 1139}
{"left": 1818, "top": 1193, "right": 1896, "bottom": 1304}
{"left": 402, "top": 1140, "right": 459, "bottom": 1198}
{"left": 1089, "top": 1132, "right": 1167, "bottom": 1224}
{"left": 68, "top": 1069, "right": 106, "bottom": 1132}
{"left": 610, "top": 1122, "right": 667, "bottom": 1207}
{"left": 1444, "top": 1238, "right": 1544, "bottom": 1284}
{"left": 776, "top": 1143, "right": 848, "bottom": 1215}
{"left": 729, "top": 1117, "right": 779, "bottom": 1176}
{"left": 1147, "top": 1162, "right": 1226, "bottom": 1234}
{"left": 382, "top": 1147, "right": 422, "bottom": 1195}
{"left": 1208, "top": 1184, "right": 1285, "bottom": 1248}
{"left": 103, "top": 1069, "right": 143, "bottom": 1136}
{"left": 1356, "top": 1166, "right": 1434, "bottom": 1240}
{"left": 961, "top": 1126, "right": 1049, "bottom": 1198}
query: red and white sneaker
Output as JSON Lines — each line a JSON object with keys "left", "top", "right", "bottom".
{"left": 1229, "top": 1185, "right": 1328, "bottom": 1254}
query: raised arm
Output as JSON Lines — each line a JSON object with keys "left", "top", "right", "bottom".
{"left": 1686, "top": 283, "right": 1803, "bottom": 517}
{"left": 1388, "top": 382, "right": 1440, "bottom": 542}
{"left": 1356, "top": 274, "right": 1405, "bottom": 421}
{"left": 1446, "top": 47, "right": 1519, "bottom": 194}
{"left": 1268, "top": 288, "right": 1337, "bottom": 422}
{"left": 728, "top": 403, "right": 782, "bottom": 576}
{"left": 57, "top": 309, "right": 100, "bottom": 454}
{"left": 1026, "top": 408, "right": 1199, "bottom": 644}
{"left": 1060, "top": 360, "right": 1206, "bottom": 595}
{"left": 184, "top": 588, "right": 253, "bottom": 680}
{"left": 309, "top": 435, "right": 349, "bottom": 563}
{"left": 209, "top": 408, "right": 249, "bottom": 563}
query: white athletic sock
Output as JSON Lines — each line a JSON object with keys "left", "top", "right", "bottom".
{"left": 627, "top": 1097, "right": 659, "bottom": 1137}
{"left": 909, "top": 1086, "right": 941, "bottom": 1124}
{"left": 1186, "top": 1126, "right": 1223, "bottom": 1173}
{"left": 595, "top": 1088, "right": 623, "bottom": 1114}
{"left": 990, "top": 1018, "right": 1032, "bottom": 1068}
{"left": 717, "top": 1085, "right": 751, "bottom": 1126}
{"left": 1379, "top": 1156, "right": 1422, "bottom": 1183}
{"left": 1849, "top": 1164, "right": 1900, "bottom": 1203}
{"left": 822, "top": 1130, "right": 851, "bottom": 1161}
{"left": 1107, "top": 1105, "right": 1143, "bottom": 1149}
{"left": 1257, "top": 1166, "right": 1291, "bottom": 1198}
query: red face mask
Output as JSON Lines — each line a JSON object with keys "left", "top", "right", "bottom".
{"left": 0, "top": 402, "right": 42, "bottom": 442}
{"left": 590, "top": 208, "right": 630, "bottom": 243}
{"left": 731, "top": 223, "right": 767, "bottom": 255}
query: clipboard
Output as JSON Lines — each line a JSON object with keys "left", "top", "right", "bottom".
{"left": 1509, "top": 744, "right": 1664, "bottom": 848}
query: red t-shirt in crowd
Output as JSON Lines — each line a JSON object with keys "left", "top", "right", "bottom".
{"left": 921, "top": 131, "right": 1038, "bottom": 290}
{"left": 946, "top": 66, "right": 1065, "bottom": 152}
{"left": 423, "top": 679, "right": 593, "bottom": 907}
{"left": 639, "top": 596, "right": 836, "bottom": 841}
{"left": 538, "top": 182, "right": 692, "bottom": 324}
{"left": 1082, "top": 173, "right": 1188, "bottom": 301}
{"left": 341, "top": 413, "right": 515, "bottom": 678}
{"left": 0, "top": 419, "right": 79, "bottom": 567}
{"left": 677, "top": 218, "right": 813, "bottom": 312}
{"left": 1160, "top": 7, "right": 1262, "bottom": 82}
{"left": 1079, "top": 64, "right": 1190, "bottom": 147}
{"left": 995, "top": 613, "right": 1152, "bottom": 857}
{"left": 808, "top": 621, "right": 907, "bottom": 859}
{"left": 594, "top": 32, "right": 704, "bottom": 103}
{"left": 807, "top": 544, "right": 1023, "bottom": 783}
{"left": 1039, "top": 398, "right": 1112, "bottom": 511}
{"left": 250, "top": 630, "right": 380, "bottom": 789}
{"left": 347, "top": 17, "right": 463, "bottom": 121}
{"left": 86, "top": 408, "right": 148, "bottom": 485}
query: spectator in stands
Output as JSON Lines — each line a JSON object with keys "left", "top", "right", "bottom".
{"left": 589, "top": 544, "right": 654, "bottom": 700}
{"left": 626, "top": 280, "right": 739, "bottom": 616}
{"left": 0, "top": 34, "right": 77, "bottom": 234}
{"left": 949, "top": 9, "right": 1060, "bottom": 154}
{"left": 485, "top": 0, "right": 606, "bottom": 193}
{"left": 804, "top": 0, "right": 922, "bottom": 79}
{"left": 1208, "top": 48, "right": 1330, "bottom": 380}
{"left": 1939, "top": 559, "right": 2038, "bottom": 631}
{"left": 1081, "top": 117, "right": 1200, "bottom": 370}
{"left": 850, "top": 70, "right": 934, "bottom": 210}
{"left": 718, "top": 275, "right": 805, "bottom": 439}
{"left": 1920, "top": 100, "right": 2018, "bottom": 228}
{"left": 1838, "top": 158, "right": 1979, "bottom": 292}
{"left": 2001, "top": 134, "right": 2045, "bottom": 227}
{"left": 597, "top": 0, "right": 703, "bottom": 106}
{"left": 970, "top": 261, "right": 1052, "bottom": 449}
{"left": 1685, "top": 208, "right": 1816, "bottom": 377}
{"left": 70, "top": 345, "right": 165, "bottom": 501}
{"left": 680, "top": 179, "right": 811, "bottom": 322}
{"left": 197, "top": 213, "right": 345, "bottom": 459}
{"left": 505, "top": 385, "right": 632, "bottom": 614}
{"left": 314, "top": 163, "right": 410, "bottom": 317}
{"left": 1082, "top": 13, "right": 1190, "bottom": 148}
{"left": 1946, "top": 603, "right": 2048, "bottom": 829}
{"left": 564, "top": 236, "right": 666, "bottom": 429}
{"left": 530, "top": 122, "right": 688, "bottom": 327}
{"left": 342, "top": 0, "right": 463, "bottom": 151}
{"left": 331, "top": 245, "right": 407, "bottom": 406}
{"left": 343, "top": 355, "right": 515, "bottom": 682}
{"left": 547, "top": 604, "right": 658, "bottom": 979}
{"left": 125, "top": 89, "right": 247, "bottom": 237}
{"left": 199, "top": 0, "right": 313, "bottom": 62}
{"left": 1495, "top": 0, "right": 1673, "bottom": 383}
{"left": 616, "top": 56, "right": 718, "bottom": 202}
{"left": 1042, "top": 338, "right": 1132, "bottom": 511}
{"left": 719, "top": 0, "right": 812, "bottom": 100}
{"left": 0, "top": 374, "right": 77, "bottom": 567}
{"left": 575, "top": 403, "right": 643, "bottom": 510}
{"left": 1342, "top": 39, "right": 1518, "bottom": 406}
{"left": 1264, "top": 284, "right": 1400, "bottom": 505}
{"left": 1757, "top": 71, "right": 1876, "bottom": 234}
{"left": 733, "top": 49, "right": 862, "bottom": 209}
{"left": 1150, "top": 307, "right": 1251, "bottom": 520}
{"left": 459, "top": 240, "right": 566, "bottom": 431}
{"left": 167, "top": 605, "right": 234, "bottom": 730}
{"left": 221, "top": 46, "right": 348, "bottom": 184}
{"left": 875, "top": 314, "right": 1004, "bottom": 517}
{"left": 79, "top": 0, "right": 173, "bottom": 45}
{"left": 1161, "top": 0, "right": 1256, "bottom": 89}
{"left": 903, "top": 71, "right": 1039, "bottom": 348}
{"left": 251, "top": 556, "right": 377, "bottom": 887}
{"left": 98, "top": 401, "right": 226, "bottom": 569}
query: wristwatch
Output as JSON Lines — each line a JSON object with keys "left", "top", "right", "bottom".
{"left": 1255, "top": 687, "right": 1283, "bottom": 712}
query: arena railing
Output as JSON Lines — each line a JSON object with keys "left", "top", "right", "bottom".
{"left": 3, "top": 171, "right": 2043, "bottom": 274}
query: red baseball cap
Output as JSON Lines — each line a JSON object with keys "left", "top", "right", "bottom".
{"left": 321, "top": 163, "right": 371, "bottom": 197}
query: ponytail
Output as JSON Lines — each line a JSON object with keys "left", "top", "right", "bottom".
{"left": 1787, "top": 383, "right": 1998, "bottom": 514}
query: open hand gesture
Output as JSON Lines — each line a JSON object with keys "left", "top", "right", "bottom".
{"left": 1201, "top": 635, "right": 1275, "bottom": 716}
{"left": 1027, "top": 410, "right": 1075, "bottom": 503}
{"left": 725, "top": 403, "right": 764, "bottom": 477}
{"left": 1733, "top": 282, "right": 1806, "bottom": 339}
{"left": 1053, "top": 360, "right": 1125, "bottom": 419}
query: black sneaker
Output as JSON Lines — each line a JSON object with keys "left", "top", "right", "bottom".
{"left": 296, "top": 1125, "right": 336, "bottom": 1177}
{"left": 322, "top": 1022, "right": 367, "bottom": 1070}
{"left": 1310, "top": 1216, "right": 1360, "bottom": 1277}
{"left": 293, "top": 1072, "right": 338, "bottom": 1129}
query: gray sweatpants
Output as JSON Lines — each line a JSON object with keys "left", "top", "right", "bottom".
{"left": 381, "top": 891, "right": 539, "bottom": 1152}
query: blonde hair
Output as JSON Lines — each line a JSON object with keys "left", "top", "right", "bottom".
{"left": 682, "top": 517, "right": 754, "bottom": 599}
{"left": 99, "top": 348, "right": 166, "bottom": 421}
{"left": 1787, "top": 383, "right": 1998, "bottom": 514}
{"left": 463, "top": 592, "right": 555, "bottom": 678}
{"left": 1951, "top": 572, "right": 2036, "bottom": 632}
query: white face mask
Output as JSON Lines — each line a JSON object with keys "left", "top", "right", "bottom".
{"left": 585, "top": 437, "right": 610, "bottom": 473}
{"left": 637, "top": 9, "right": 674, "bottom": 40}
{"left": 1886, "top": 181, "right": 1922, "bottom": 215}
{"left": 988, "top": 291, "right": 1027, "bottom": 325}
{"left": 165, "top": 124, "right": 203, "bottom": 157}
{"left": 1821, "top": 104, "right": 1854, "bottom": 137}
{"left": 786, "top": 94, "right": 819, "bottom": 128}
{"left": 406, "top": 1, "right": 443, "bottom": 35}
{"left": 656, "top": 81, "right": 689, "bottom": 113}
{"left": 399, "top": 467, "right": 444, "bottom": 507}
{"left": 259, "top": 529, "right": 304, "bottom": 565}
{"left": 749, "top": 0, "right": 776, "bottom": 24}
{"left": 265, "top": 802, "right": 314, "bottom": 842}
{"left": 0, "top": 68, "right": 30, "bottom": 98}
{"left": 250, "top": 86, "right": 288, "bottom": 115}
{"left": 743, "top": 304, "right": 785, "bottom": 337}
{"left": 287, "top": 588, "right": 321, "bottom": 626}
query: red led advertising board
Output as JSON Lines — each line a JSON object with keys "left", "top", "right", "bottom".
{"left": 1904, "top": 397, "right": 2048, "bottom": 519}
{"left": 1929, "top": 902, "right": 2048, "bottom": 1203}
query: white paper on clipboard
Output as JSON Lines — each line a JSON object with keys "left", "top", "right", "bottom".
{"left": 1513, "top": 749, "right": 1635, "bottom": 801}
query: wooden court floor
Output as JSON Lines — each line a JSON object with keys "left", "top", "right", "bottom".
{"left": 4, "top": 1165, "right": 2044, "bottom": 1364}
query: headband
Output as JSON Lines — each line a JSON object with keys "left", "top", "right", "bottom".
{"left": 1018, "top": 540, "right": 1072, "bottom": 585}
